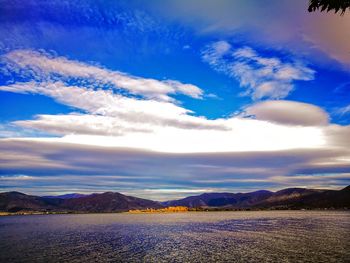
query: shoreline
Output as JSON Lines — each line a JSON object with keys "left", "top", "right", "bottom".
{"left": 1, "top": 208, "right": 349, "bottom": 217}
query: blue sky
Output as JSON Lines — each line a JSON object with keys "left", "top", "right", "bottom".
{"left": 0, "top": 0, "right": 350, "bottom": 200}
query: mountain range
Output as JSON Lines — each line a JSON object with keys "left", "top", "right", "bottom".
{"left": 0, "top": 186, "right": 349, "bottom": 213}
{"left": 0, "top": 192, "right": 162, "bottom": 213}
{"left": 163, "top": 186, "right": 350, "bottom": 209}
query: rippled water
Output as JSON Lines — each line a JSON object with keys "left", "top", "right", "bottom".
{"left": 0, "top": 211, "right": 349, "bottom": 262}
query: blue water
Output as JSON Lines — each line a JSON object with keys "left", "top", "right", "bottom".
{"left": 0, "top": 211, "right": 349, "bottom": 262}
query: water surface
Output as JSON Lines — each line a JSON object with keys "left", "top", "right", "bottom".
{"left": 0, "top": 211, "right": 349, "bottom": 262}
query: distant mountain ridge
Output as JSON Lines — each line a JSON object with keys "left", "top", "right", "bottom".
{"left": 0, "top": 186, "right": 349, "bottom": 213}
{"left": 162, "top": 190, "right": 273, "bottom": 208}
{"left": 0, "top": 191, "right": 162, "bottom": 213}
{"left": 163, "top": 186, "right": 350, "bottom": 209}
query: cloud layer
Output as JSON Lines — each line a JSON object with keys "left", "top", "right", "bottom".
{"left": 0, "top": 139, "right": 349, "bottom": 200}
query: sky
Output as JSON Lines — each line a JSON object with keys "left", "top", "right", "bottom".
{"left": 0, "top": 0, "right": 350, "bottom": 200}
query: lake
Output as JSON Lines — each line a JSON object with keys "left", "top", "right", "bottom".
{"left": 0, "top": 211, "right": 349, "bottom": 262}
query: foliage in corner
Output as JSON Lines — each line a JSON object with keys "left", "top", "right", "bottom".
{"left": 308, "top": 0, "right": 350, "bottom": 15}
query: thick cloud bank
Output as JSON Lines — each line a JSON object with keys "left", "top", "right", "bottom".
{"left": 242, "top": 100, "right": 329, "bottom": 126}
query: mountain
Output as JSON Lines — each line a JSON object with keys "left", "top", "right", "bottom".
{"left": 296, "top": 185, "right": 350, "bottom": 209}
{"left": 163, "top": 186, "right": 350, "bottom": 209}
{"left": 162, "top": 190, "right": 273, "bottom": 208}
{"left": 60, "top": 192, "right": 163, "bottom": 212}
{"left": 1, "top": 186, "right": 349, "bottom": 213}
{"left": 43, "top": 193, "right": 88, "bottom": 199}
{"left": 253, "top": 188, "right": 325, "bottom": 208}
{"left": 0, "top": 191, "right": 162, "bottom": 213}
{"left": 0, "top": 192, "right": 64, "bottom": 213}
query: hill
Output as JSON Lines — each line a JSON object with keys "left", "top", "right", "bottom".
{"left": 0, "top": 192, "right": 64, "bottom": 213}
{"left": 163, "top": 186, "right": 350, "bottom": 210}
{"left": 1, "top": 186, "right": 349, "bottom": 214}
{"left": 0, "top": 191, "right": 162, "bottom": 213}
{"left": 61, "top": 192, "right": 163, "bottom": 212}
{"left": 162, "top": 190, "right": 273, "bottom": 208}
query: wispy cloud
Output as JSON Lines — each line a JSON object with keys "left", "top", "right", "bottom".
{"left": 202, "top": 41, "right": 315, "bottom": 100}
{"left": 336, "top": 104, "right": 350, "bottom": 116}
{"left": 1, "top": 50, "right": 203, "bottom": 101}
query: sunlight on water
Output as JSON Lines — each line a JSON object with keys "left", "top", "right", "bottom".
{"left": 1, "top": 211, "right": 349, "bottom": 262}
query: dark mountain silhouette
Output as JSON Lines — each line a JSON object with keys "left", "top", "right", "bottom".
{"left": 163, "top": 186, "right": 350, "bottom": 209}
{"left": 252, "top": 188, "right": 325, "bottom": 208}
{"left": 60, "top": 192, "right": 163, "bottom": 212}
{"left": 162, "top": 190, "right": 273, "bottom": 208}
{"left": 296, "top": 185, "right": 350, "bottom": 208}
{"left": 0, "top": 192, "right": 64, "bottom": 213}
{"left": 0, "top": 191, "right": 162, "bottom": 213}
{"left": 0, "top": 186, "right": 349, "bottom": 213}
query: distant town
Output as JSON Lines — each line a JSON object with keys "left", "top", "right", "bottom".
{"left": 128, "top": 206, "right": 189, "bottom": 213}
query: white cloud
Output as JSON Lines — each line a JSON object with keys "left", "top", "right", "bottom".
{"left": 0, "top": 51, "right": 331, "bottom": 155}
{"left": 2, "top": 49, "right": 203, "bottom": 101}
{"left": 14, "top": 114, "right": 151, "bottom": 136}
{"left": 0, "top": 81, "right": 227, "bottom": 135}
{"left": 202, "top": 43, "right": 315, "bottom": 100}
{"left": 0, "top": 81, "right": 327, "bottom": 153}
{"left": 242, "top": 100, "right": 329, "bottom": 126}
{"left": 54, "top": 120, "right": 324, "bottom": 153}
